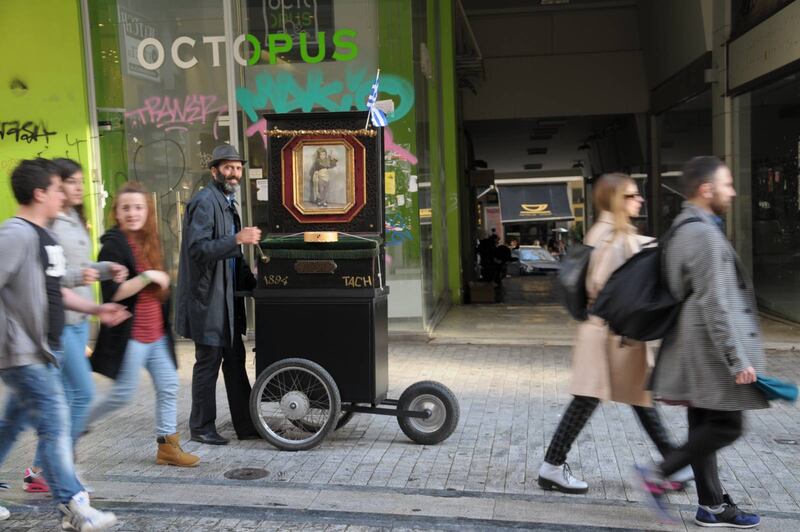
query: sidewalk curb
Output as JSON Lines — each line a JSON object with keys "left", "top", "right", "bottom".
{"left": 0, "top": 478, "right": 687, "bottom": 531}
{"left": 418, "top": 336, "right": 800, "bottom": 352}
{"left": 5, "top": 477, "right": 800, "bottom": 531}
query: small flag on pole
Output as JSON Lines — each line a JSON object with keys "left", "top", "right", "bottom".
{"left": 370, "top": 106, "right": 388, "bottom": 127}
{"left": 365, "top": 68, "right": 387, "bottom": 128}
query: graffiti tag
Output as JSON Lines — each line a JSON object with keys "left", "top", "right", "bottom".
{"left": 0, "top": 120, "right": 58, "bottom": 144}
{"left": 384, "top": 127, "right": 418, "bottom": 165}
{"left": 236, "top": 68, "right": 414, "bottom": 123}
{"left": 125, "top": 94, "right": 227, "bottom": 132}
{"left": 385, "top": 213, "right": 415, "bottom": 246}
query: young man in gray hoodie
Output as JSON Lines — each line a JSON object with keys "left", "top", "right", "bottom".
{"left": 0, "top": 159, "right": 129, "bottom": 531}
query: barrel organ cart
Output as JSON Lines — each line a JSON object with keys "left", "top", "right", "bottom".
{"left": 248, "top": 111, "right": 459, "bottom": 451}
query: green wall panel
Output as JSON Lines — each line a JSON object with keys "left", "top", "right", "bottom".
{"left": 0, "top": 0, "right": 97, "bottom": 235}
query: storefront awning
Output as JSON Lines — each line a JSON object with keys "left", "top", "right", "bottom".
{"left": 496, "top": 183, "right": 574, "bottom": 223}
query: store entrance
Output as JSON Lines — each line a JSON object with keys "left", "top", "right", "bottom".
{"left": 744, "top": 72, "right": 800, "bottom": 323}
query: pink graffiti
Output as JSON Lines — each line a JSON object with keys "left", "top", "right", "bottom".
{"left": 384, "top": 127, "right": 418, "bottom": 165}
{"left": 125, "top": 95, "right": 227, "bottom": 132}
{"left": 246, "top": 117, "right": 268, "bottom": 148}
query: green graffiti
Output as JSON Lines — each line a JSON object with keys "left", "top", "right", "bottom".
{"left": 236, "top": 68, "right": 415, "bottom": 123}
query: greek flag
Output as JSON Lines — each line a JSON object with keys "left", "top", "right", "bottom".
{"left": 367, "top": 70, "right": 380, "bottom": 109}
{"left": 365, "top": 69, "right": 387, "bottom": 127}
{"left": 370, "top": 106, "right": 388, "bottom": 127}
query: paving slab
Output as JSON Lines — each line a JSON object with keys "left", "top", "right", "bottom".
{"left": 1, "top": 331, "right": 799, "bottom": 530}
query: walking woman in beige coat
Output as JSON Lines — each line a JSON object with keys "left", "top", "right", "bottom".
{"left": 538, "top": 173, "right": 691, "bottom": 494}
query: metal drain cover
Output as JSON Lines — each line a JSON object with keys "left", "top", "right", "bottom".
{"left": 224, "top": 468, "right": 269, "bottom": 480}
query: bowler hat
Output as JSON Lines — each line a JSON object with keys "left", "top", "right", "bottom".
{"left": 208, "top": 145, "right": 246, "bottom": 168}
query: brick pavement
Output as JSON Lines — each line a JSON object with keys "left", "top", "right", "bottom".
{"left": 1, "top": 341, "right": 799, "bottom": 530}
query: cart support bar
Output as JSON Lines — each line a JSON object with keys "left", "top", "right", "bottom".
{"left": 343, "top": 405, "right": 430, "bottom": 419}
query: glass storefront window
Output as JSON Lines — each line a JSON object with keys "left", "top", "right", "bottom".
{"left": 89, "top": 0, "right": 232, "bottom": 285}
{"left": 736, "top": 72, "right": 800, "bottom": 322}
{"left": 88, "top": 0, "right": 440, "bottom": 332}
{"left": 656, "top": 90, "right": 712, "bottom": 231}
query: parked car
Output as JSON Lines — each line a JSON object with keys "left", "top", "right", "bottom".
{"left": 513, "top": 246, "right": 561, "bottom": 275}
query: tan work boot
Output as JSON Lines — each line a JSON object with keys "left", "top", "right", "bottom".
{"left": 156, "top": 433, "right": 200, "bottom": 467}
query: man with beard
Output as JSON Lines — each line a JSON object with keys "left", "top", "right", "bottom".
{"left": 176, "top": 145, "right": 261, "bottom": 445}
{"left": 636, "top": 156, "right": 766, "bottom": 528}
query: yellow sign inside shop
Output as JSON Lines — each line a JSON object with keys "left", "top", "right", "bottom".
{"left": 519, "top": 204, "right": 552, "bottom": 216}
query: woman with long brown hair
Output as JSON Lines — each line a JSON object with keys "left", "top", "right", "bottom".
{"left": 86, "top": 182, "right": 199, "bottom": 467}
{"left": 537, "top": 173, "right": 691, "bottom": 494}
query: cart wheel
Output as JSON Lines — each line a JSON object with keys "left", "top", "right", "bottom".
{"left": 290, "top": 411, "right": 355, "bottom": 433}
{"left": 397, "top": 381, "right": 459, "bottom": 445}
{"left": 249, "top": 358, "right": 341, "bottom": 451}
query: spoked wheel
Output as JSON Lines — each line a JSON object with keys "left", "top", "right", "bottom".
{"left": 290, "top": 411, "right": 356, "bottom": 433}
{"left": 249, "top": 358, "right": 341, "bottom": 451}
{"left": 397, "top": 381, "right": 460, "bottom": 445}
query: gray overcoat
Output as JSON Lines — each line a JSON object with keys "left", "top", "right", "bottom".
{"left": 651, "top": 203, "right": 769, "bottom": 411}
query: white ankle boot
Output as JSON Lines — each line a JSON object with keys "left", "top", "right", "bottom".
{"left": 538, "top": 462, "right": 589, "bottom": 494}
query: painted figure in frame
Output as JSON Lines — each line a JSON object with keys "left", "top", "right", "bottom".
{"left": 309, "top": 147, "right": 338, "bottom": 207}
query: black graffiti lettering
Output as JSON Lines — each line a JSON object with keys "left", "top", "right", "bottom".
{"left": 0, "top": 120, "right": 58, "bottom": 144}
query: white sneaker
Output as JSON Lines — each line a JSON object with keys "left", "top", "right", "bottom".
{"left": 537, "top": 462, "right": 589, "bottom": 494}
{"left": 58, "top": 491, "right": 117, "bottom": 531}
{"left": 0, "top": 505, "right": 9, "bottom": 520}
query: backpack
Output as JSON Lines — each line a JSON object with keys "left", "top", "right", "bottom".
{"left": 557, "top": 243, "right": 593, "bottom": 321}
{"left": 590, "top": 217, "right": 701, "bottom": 341}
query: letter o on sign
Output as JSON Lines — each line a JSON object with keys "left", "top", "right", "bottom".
{"left": 137, "top": 37, "right": 165, "bottom": 70}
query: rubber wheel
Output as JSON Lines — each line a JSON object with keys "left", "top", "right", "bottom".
{"left": 290, "top": 411, "right": 355, "bottom": 432}
{"left": 249, "top": 358, "right": 341, "bottom": 451}
{"left": 396, "top": 381, "right": 460, "bottom": 445}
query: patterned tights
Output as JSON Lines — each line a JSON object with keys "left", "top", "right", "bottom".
{"left": 544, "top": 395, "right": 674, "bottom": 466}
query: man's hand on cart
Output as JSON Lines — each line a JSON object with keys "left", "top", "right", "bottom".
{"left": 236, "top": 226, "right": 262, "bottom": 245}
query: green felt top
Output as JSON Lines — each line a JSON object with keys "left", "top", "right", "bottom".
{"left": 260, "top": 234, "right": 382, "bottom": 259}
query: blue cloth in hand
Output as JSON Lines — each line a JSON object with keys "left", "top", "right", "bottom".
{"left": 755, "top": 375, "right": 798, "bottom": 403}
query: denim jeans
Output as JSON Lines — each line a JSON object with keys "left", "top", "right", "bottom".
{"left": 59, "top": 321, "right": 94, "bottom": 443}
{"left": 88, "top": 336, "right": 178, "bottom": 436}
{"left": 0, "top": 363, "right": 84, "bottom": 504}
{"left": 34, "top": 322, "right": 94, "bottom": 472}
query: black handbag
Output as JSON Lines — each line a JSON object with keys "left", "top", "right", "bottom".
{"left": 592, "top": 217, "right": 701, "bottom": 341}
{"left": 557, "top": 243, "right": 593, "bottom": 321}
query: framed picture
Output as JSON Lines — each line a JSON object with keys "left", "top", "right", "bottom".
{"left": 265, "top": 111, "right": 383, "bottom": 234}
{"left": 281, "top": 135, "right": 367, "bottom": 223}
{"left": 297, "top": 141, "right": 351, "bottom": 213}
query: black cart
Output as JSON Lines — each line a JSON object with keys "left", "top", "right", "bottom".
{"left": 247, "top": 112, "right": 459, "bottom": 451}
